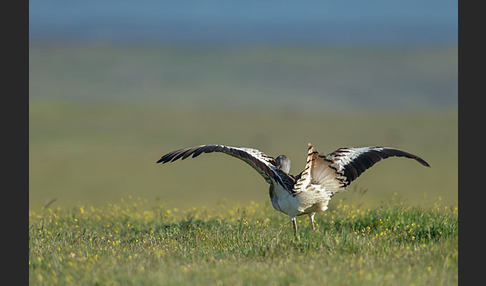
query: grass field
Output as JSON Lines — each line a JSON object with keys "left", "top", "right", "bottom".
{"left": 29, "top": 197, "right": 457, "bottom": 285}
{"left": 29, "top": 45, "right": 457, "bottom": 285}
{"left": 29, "top": 102, "right": 458, "bottom": 285}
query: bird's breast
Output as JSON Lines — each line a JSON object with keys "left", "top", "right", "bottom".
{"left": 269, "top": 184, "right": 290, "bottom": 214}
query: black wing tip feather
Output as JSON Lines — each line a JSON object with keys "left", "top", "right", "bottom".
{"left": 380, "top": 147, "right": 431, "bottom": 168}
{"left": 413, "top": 155, "right": 431, "bottom": 168}
{"left": 411, "top": 155, "right": 430, "bottom": 168}
{"left": 156, "top": 146, "right": 199, "bottom": 164}
{"left": 157, "top": 145, "right": 208, "bottom": 164}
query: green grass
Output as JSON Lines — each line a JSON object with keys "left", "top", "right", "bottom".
{"left": 29, "top": 197, "right": 457, "bottom": 285}
{"left": 29, "top": 45, "right": 458, "bottom": 284}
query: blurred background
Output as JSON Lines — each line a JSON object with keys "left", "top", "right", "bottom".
{"left": 29, "top": 0, "right": 458, "bottom": 211}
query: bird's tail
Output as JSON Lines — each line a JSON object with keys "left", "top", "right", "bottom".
{"left": 305, "top": 143, "right": 319, "bottom": 170}
{"left": 294, "top": 143, "right": 344, "bottom": 194}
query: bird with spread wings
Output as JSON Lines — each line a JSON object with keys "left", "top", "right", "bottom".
{"left": 157, "top": 143, "right": 430, "bottom": 237}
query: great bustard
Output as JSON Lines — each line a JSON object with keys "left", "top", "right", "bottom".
{"left": 157, "top": 143, "right": 430, "bottom": 237}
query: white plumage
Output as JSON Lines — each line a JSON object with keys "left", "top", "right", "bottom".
{"left": 157, "top": 143, "right": 430, "bottom": 237}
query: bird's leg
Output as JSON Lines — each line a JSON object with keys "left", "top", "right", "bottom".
{"left": 291, "top": 217, "right": 298, "bottom": 238}
{"left": 309, "top": 213, "right": 316, "bottom": 231}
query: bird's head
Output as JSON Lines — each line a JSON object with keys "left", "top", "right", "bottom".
{"left": 275, "top": 155, "right": 291, "bottom": 174}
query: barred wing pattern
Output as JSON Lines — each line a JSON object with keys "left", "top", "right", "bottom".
{"left": 293, "top": 144, "right": 344, "bottom": 195}
{"left": 294, "top": 145, "right": 430, "bottom": 196}
{"left": 157, "top": 144, "right": 295, "bottom": 192}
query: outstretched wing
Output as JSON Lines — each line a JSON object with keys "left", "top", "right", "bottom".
{"left": 294, "top": 144, "right": 430, "bottom": 195}
{"left": 157, "top": 144, "right": 295, "bottom": 192}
